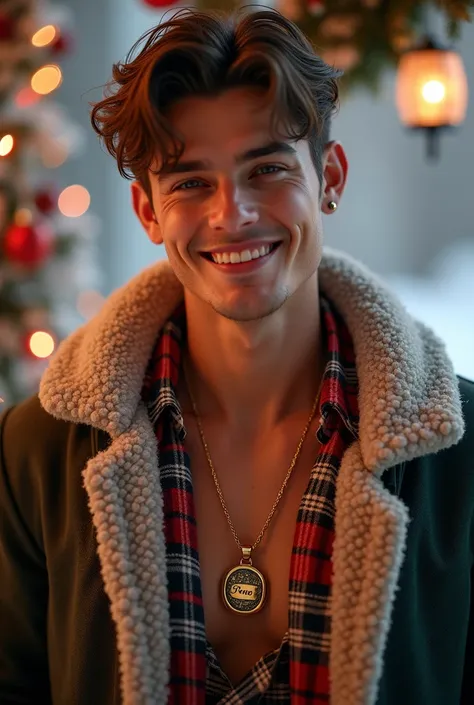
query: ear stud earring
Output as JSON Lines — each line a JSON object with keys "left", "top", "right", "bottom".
{"left": 328, "top": 201, "right": 338, "bottom": 212}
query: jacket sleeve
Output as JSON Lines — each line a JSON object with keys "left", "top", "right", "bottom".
{"left": 0, "top": 406, "right": 52, "bottom": 704}
{"left": 460, "top": 376, "right": 474, "bottom": 704}
{"left": 460, "top": 568, "right": 473, "bottom": 703}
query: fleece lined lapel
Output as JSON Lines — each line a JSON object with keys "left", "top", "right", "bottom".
{"left": 41, "top": 262, "right": 183, "bottom": 705}
{"left": 39, "top": 248, "right": 464, "bottom": 705}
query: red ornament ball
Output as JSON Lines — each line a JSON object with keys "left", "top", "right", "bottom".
{"left": 141, "top": 0, "right": 180, "bottom": 7}
{"left": 3, "top": 222, "right": 54, "bottom": 269}
{"left": 34, "top": 188, "right": 57, "bottom": 215}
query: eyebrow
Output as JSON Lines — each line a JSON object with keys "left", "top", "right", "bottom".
{"left": 160, "top": 141, "right": 298, "bottom": 177}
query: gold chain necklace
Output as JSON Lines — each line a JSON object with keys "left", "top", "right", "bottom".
{"left": 183, "top": 358, "right": 323, "bottom": 616}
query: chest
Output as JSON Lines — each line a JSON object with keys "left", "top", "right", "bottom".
{"left": 183, "top": 415, "right": 321, "bottom": 683}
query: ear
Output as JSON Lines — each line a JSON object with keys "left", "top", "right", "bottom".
{"left": 320, "top": 141, "right": 348, "bottom": 215}
{"left": 130, "top": 180, "right": 163, "bottom": 245}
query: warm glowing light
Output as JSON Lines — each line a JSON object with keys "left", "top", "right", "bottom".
{"left": 15, "top": 86, "right": 42, "bottom": 108}
{"left": 31, "top": 65, "right": 63, "bottom": 95}
{"left": 396, "top": 48, "right": 468, "bottom": 128}
{"left": 32, "top": 25, "right": 57, "bottom": 47}
{"left": 14, "top": 208, "right": 33, "bottom": 226}
{"left": 0, "top": 134, "right": 14, "bottom": 157}
{"left": 58, "top": 185, "right": 91, "bottom": 217}
{"left": 422, "top": 80, "right": 446, "bottom": 104}
{"left": 29, "top": 331, "right": 55, "bottom": 359}
{"left": 42, "top": 140, "right": 69, "bottom": 168}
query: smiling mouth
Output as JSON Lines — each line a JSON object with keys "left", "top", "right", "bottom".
{"left": 201, "top": 242, "right": 282, "bottom": 265}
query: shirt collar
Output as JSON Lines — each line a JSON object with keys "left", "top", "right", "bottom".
{"left": 142, "top": 296, "right": 359, "bottom": 443}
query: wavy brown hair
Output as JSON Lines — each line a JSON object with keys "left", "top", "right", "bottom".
{"left": 90, "top": 6, "right": 343, "bottom": 203}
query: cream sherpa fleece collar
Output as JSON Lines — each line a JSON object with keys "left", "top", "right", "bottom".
{"left": 38, "top": 247, "right": 465, "bottom": 705}
{"left": 40, "top": 246, "right": 464, "bottom": 473}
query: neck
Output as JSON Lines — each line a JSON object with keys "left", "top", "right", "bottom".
{"left": 180, "top": 273, "right": 324, "bottom": 433}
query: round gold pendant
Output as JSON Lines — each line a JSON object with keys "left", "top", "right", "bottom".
{"left": 223, "top": 564, "right": 266, "bottom": 614}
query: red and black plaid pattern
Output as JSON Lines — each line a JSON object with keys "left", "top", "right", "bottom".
{"left": 141, "top": 296, "right": 359, "bottom": 705}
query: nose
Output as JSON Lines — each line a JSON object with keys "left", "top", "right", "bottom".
{"left": 207, "top": 182, "right": 259, "bottom": 232}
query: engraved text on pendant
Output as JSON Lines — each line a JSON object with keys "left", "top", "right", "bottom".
{"left": 223, "top": 564, "right": 266, "bottom": 614}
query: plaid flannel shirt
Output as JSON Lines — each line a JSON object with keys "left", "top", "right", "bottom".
{"left": 142, "top": 295, "right": 359, "bottom": 705}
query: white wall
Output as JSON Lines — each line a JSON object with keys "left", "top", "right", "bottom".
{"left": 103, "top": 0, "right": 169, "bottom": 287}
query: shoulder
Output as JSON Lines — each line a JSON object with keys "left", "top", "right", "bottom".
{"left": 403, "top": 375, "right": 474, "bottom": 487}
{"left": 458, "top": 375, "right": 474, "bottom": 445}
{"left": 0, "top": 395, "right": 94, "bottom": 513}
{"left": 399, "top": 376, "right": 474, "bottom": 548}
{"left": 1, "top": 394, "right": 77, "bottom": 463}
{"left": 1, "top": 392, "right": 69, "bottom": 435}
{"left": 1, "top": 392, "right": 96, "bottom": 465}
{"left": 401, "top": 375, "right": 474, "bottom": 483}
{"left": 458, "top": 375, "right": 474, "bottom": 406}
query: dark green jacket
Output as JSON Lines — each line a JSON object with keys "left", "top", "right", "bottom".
{"left": 0, "top": 250, "right": 473, "bottom": 705}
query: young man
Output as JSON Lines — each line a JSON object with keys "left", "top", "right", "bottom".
{"left": 0, "top": 8, "right": 473, "bottom": 705}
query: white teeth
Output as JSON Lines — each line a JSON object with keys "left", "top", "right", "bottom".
{"left": 211, "top": 244, "right": 273, "bottom": 265}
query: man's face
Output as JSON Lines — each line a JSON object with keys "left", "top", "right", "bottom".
{"left": 133, "top": 87, "right": 346, "bottom": 322}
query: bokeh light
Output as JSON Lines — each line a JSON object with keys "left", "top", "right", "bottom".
{"left": 15, "top": 86, "right": 42, "bottom": 108}
{"left": 42, "top": 139, "right": 69, "bottom": 168}
{"left": 31, "top": 65, "right": 63, "bottom": 95}
{"left": 14, "top": 208, "right": 33, "bottom": 226}
{"left": 58, "top": 185, "right": 91, "bottom": 217}
{"left": 0, "top": 135, "right": 14, "bottom": 157}
{"left": 29, "top": 331, "right": 55, "bottom": 359}
{"left": 31, "top": 25, "right": 57, "bottom": 48}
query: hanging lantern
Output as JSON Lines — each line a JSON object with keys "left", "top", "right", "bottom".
{"left": 395, "top": 38, "right": 468, "bottom": 160}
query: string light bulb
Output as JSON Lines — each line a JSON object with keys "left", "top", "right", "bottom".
{"left": 29, "top": 331, "right": 55, "bottom": 359}
{"left": 31, "top": 25, "right": 57, "bottom": 48}
{"left": 0, "top": 135, "right": 14, "bottom": 157}
{"left": 31, "top": 65, "right": 63, "bottom": 96}
{"left": 58, "top": 185, "right": 91, "bottom": 217}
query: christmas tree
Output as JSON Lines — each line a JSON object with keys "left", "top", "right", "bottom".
{"left": 0, "top": 0, "right": 103, "bottom": 406}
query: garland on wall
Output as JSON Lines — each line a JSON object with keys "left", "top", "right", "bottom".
{"left": 141, "top": 0, "right": 473, "bottom": 93}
